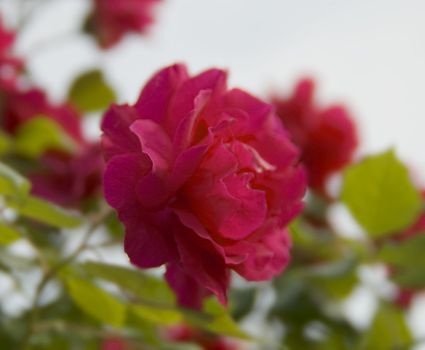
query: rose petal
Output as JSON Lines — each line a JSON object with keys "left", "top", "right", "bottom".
{"left": 169, "top": 143, "right": 209, "bottom": 191}
{"left": 232, "top": 222, "right": 291, "bottom": 281}
{"left": 103, "top": 153, "right": 152, "bottom": 210}
{"left": 135, "top": 64, "right": 188, "bottom": 125}
{"left": 165, "top": 263, "right": 211, "bottom": 309}
{"left": 130, "top": 119, "right": 174, "bottom": 172}
{"left": 136, "top": 172, "right": 169, "bottom": 209}
{"left": 167, "top": 69, "right": 227, "bottom": 136}
{"left": 219, "top": 173, "right": 266, "bottom": 239}
{"left": 173, "top": 226, "right": 229, "bottom": 306}
{"left": 101, "top": 104, "right": 141, "bottom": 160}
{"left": 124, "top": 209, "right": 178, "bottom": 268}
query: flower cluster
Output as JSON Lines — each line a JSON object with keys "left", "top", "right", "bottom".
{"left": 101, "top": 64, "right": 306, "bottom": 307}
{"left": 272, "top": 79, "right": 358, "bottom": 196}
{"left": 0, "top": 15, "right": 102, "bottom": 208}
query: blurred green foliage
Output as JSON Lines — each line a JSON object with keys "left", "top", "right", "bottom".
{"left": 69, "top": 70, "right": 116, "bottom": 113}
{"left": 1, "top": 59, "right": 425, "bottom": 350}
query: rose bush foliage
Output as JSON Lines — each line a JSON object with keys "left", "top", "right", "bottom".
{"left": 0, "top": 26, "right": 103, "bottom": 208}
{"left": 0, "top": 4, "right": 424, "bottom": 350}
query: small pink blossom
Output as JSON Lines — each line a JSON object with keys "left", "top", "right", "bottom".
{"left": 101, "top": 64, "right": 306, "bottom": 307}
{"left": 89, "top": 0, "right": 162, "bottom": 48}
{"left": 272, "top": 79, "right": 358, "bottom": 195}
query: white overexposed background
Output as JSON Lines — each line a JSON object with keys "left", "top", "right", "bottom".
{"left": 1, "top": 0, "right": 425, "bottom": 347}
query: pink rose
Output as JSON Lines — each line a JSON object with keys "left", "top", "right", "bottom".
{"left": 272, "top": 79, "right": 358, "bottom": 196}
{"left": 101, "top": 64, "right": 306, "bottom": 308}
{"left": 89, "top": 0, "right": 162, "bottom": 48}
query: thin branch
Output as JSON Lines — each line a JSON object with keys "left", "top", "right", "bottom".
{"left": 19, "top": 204, "right": 113, "bottom": 350}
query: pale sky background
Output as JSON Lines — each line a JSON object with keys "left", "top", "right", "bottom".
{"left": 1, "top": 0, "right": 425, "bottom": 346}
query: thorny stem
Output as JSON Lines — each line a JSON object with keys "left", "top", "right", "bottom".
{"left": 19, "top": 205, "right": 113, "bottom": 350}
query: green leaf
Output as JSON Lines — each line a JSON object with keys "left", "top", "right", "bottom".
{"left": 14, "top": 117, "right": 77, "bottom": 158}
{"left": 69, "top": 70, "right": 116, "bottom": 112}
{"left": 0, "top": 131, "right": 12, "bottom": 155}
{"left": 105, "top": 212, "right": 124, "bottom": 238}
{"left": 7, "top": 196, "right": 82, "bottom": 228}
{"left": 0, "top": 162, "right": 30, "bottom": 198}
{"left": 187, "top": 299, "right": 252, "bottom": 339}
{"left": 66, "top": 277, "right": 126, "bottom": 326}
{"left": 230, "top": 288, "right": 256, "bottom": 321}
{"left": 305, "top": 256, "right": 358, "bottom": 299}
{"left": 82, "top": 262, "right": 175, "bottom": 305}
{"left": 360, "top": 303, "right": 412, "bottom": 350}
{"left": 131, "top": 304, "right": 183, "bottom": 325}
{"left": 378, "top": 234, "right": 425, "bottom": 268}
{"left": 392, "top": 268, "right": 425, "bottom": 288}
{"left": 341, "top": 149, "right": 421, "bottom": 237}
{"left": 0, "top": 224, "right": 21, "bottom": 244}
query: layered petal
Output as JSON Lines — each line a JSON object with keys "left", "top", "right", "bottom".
{"left": 173, "top": 226, "right": 230, "bottom": 305}
{"left": 165, "top": 263, "right": 211, "bottom": 309}
{"left": 232, "top": 222, "right": 291, "bottom": 281}
{"left": 101, "top": 104, "right": 141, "bottom": 160}
{"left": 103, "top": 153, "right": 152, "bottom": 210}
{"left": 136, "top": 64, "right": 188, "bottom": 125}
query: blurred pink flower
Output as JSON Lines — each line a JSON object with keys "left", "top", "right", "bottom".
{"left": 0, "top": 14, "right": 103, "bottom": 209}
{"left": 0, "top": 83, "right": 103, "bottom": 208}
{"left": 101, "top": 64, "right": 306, "bottom": 308}
{"left": 29, "top": 143, "right": 103, "bottom": 208}
{"left": 0, "top": 16, "right": 22, "bottom": 82}
{"left": 0, "top": 18, "right": 14, "bottom": 54}
{"left": 90, "top": 0, "right": 162, "bottom": 48}
{"left": 272, "top": 79, "right": 358, "bottom": 195}
{"left": 101, "top": 337, "right": 130, "bottom": 350}
{"left": 165, "top": 324, "right": 243, "bottom": 350}
{"left": 0, "top": 86, "right": 83, "bottom": 143}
